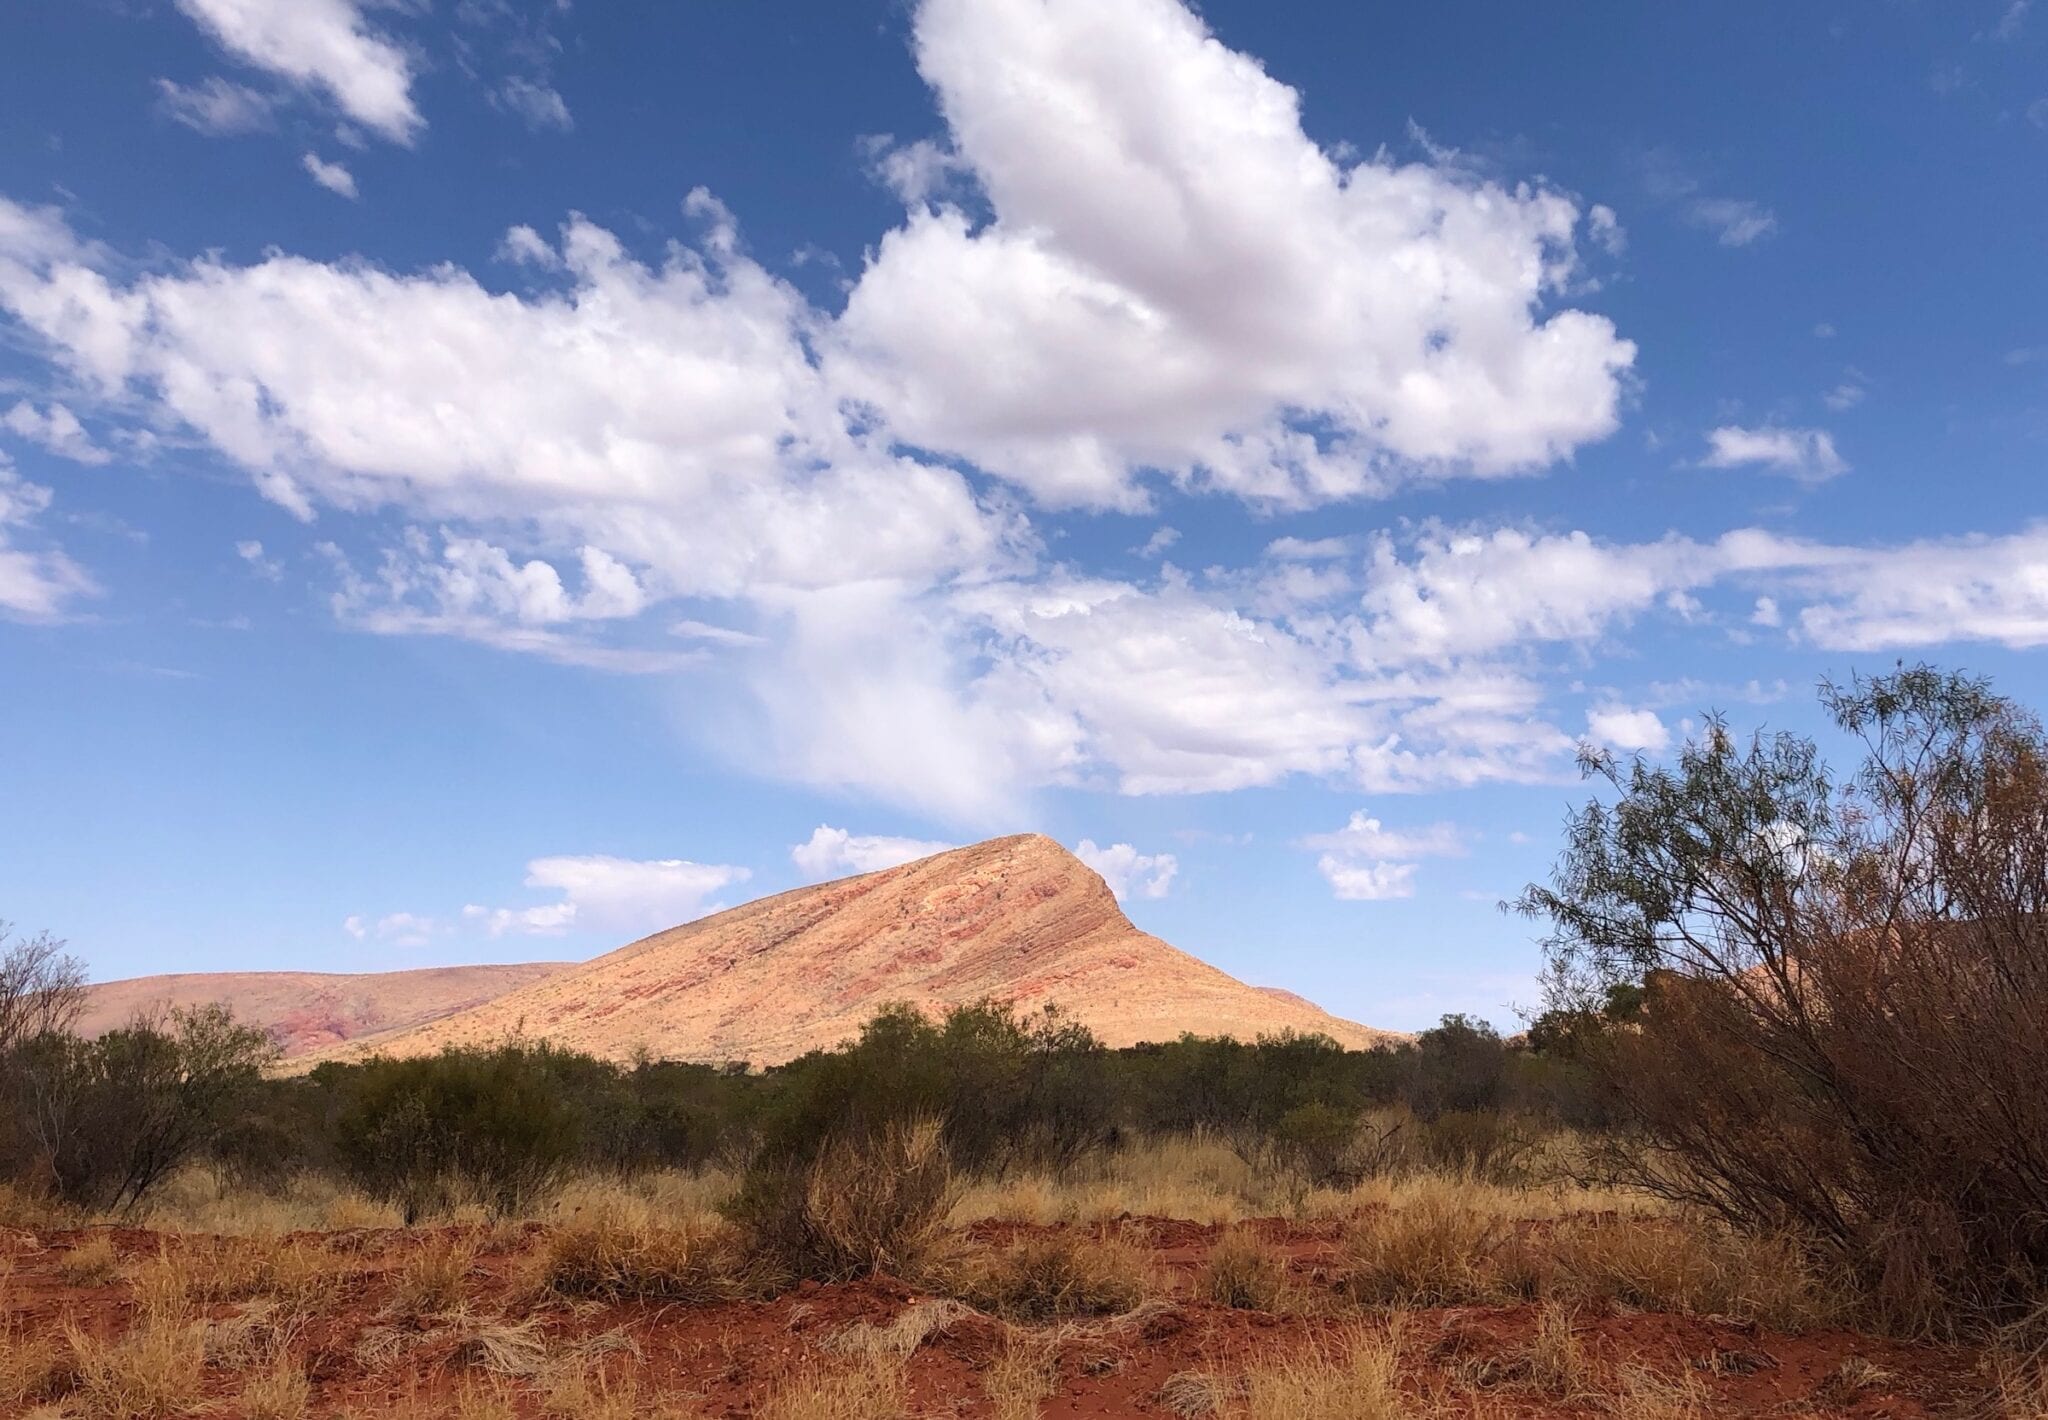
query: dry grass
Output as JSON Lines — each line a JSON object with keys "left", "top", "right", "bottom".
{"left": 984, "top": 1331, "right": 1061, "bottom": 1420}
{"left": 56, "top": 1235, "right": 121, "bottom": 1287}
{"left": 757, "top": 1353, "right": 907, "bottom": 1420}
{"left": 826, "top": 1298, "right": 976, "bottom": 1359}
{"left": 537, "top": 1357, "right": 700, "bottom": 1420}
{"left": 64, "top": 1314, "right": 208, "bottom": 1420}
{"left": 1329, "top": 1190, "right": 1833, "bottom": 1327}
{"left": 1198, "top": 1227, "right": 1294, "bottom": 1312}
{"left": 959, "top": 1230, "right": 1159, "bottom": 1321}
{"left": 0, "top": 1327, "right": 77, "bottom": 1410}
{"left": 387, "top": 1233, "right": 479, "bottom": 1317}
{"left": 1340, "top": 1196, "right": 1505, "bottom": 1306}
{"left": 1606, "top": 1364, "right": 1707, "bottom": 1420}
{"left": 236, "top": 1353, "right": 311, "bottom": 1420}
{"left": 1524, "top": 1302, "right": 1595, "bottom": 1398}
{"left": 133, "top": 1167, "right": 401, "bottom": 1234}
{"left": 1545, "top": 1216, "right": 1835, "bottom": 1329}
{"left": 450, "top": 1378, "right": 520, "bottom": 1420}
{"left": 133, "top": 1235, "right": 347, "bottom": 1317}
{"left": 952, "top": 1131, "right": 1660, "bottom": 1229}
{"left": 546, "top": 1169, "right": 736, "bottom": 1226}
{"left": 1163, "top": 1324, "right": 1409, "bottom": 1419}
{"left": 535, "top": 1212, "right": 758, "bottom": 1303}
{"left": 442, "top": 1316, "right": 550, "bottom": 1377}
{"left": 798, "top": 1121, "right": 956, "bottom": 1282}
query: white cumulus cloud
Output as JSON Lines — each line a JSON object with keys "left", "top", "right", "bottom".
{"left": 831, "top": 0, "right": 1636, "bottom": 510}
{"left": 301, "top": 152, "right": 358, "bottom": 199}
{"left": 0, "top": 457, "right": 96, "bottom": 622}
{"left": 1074, "top": 839, "right": 1178, "bottom": 900}
{"left": 1586, "top": 706, "right": 1670, "bottom": 753}
{"left": 1702, "top": 425, "right": 1848, "bottom": 483}
{"left": 155, "top": 76, "right": 276, "bottom": 135}
{"left": 467, "top": 855, "right": 752, "bottom": 939}
{"left": 1306, "top": 809, "right": 1464, "bottom": 902}
{"left": 1, "top": 401, "right": 110, "bottom": 464}
{"left": 173, "top": 0, "right": 420, "bottom": 143}
{"left": 791, "top": 825, "right": 957, "bottom": 880}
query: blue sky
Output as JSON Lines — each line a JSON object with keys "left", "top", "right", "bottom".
{"left": 2, "top": 0, "right": 2046, "bottom": 1032}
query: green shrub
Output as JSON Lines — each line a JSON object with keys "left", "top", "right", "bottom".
{"left": 325, "top": 1044, "right": 583, "bottom": 1222}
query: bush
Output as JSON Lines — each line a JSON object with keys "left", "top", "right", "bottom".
{"left": 757, "top": 1001, "right": 1115, "bottom": 1177}
{"left": 325, "top": 1045, "right": 584, "bottom": 1222}
{"left": 6, "top": 1006, "right": 274, "bottom": 1213}
{"left": 726, "top": 1117, "right": 954, "bottom": 1283}
{"left": 1521, "top": 665, "right": 2048, "bottom": 1333}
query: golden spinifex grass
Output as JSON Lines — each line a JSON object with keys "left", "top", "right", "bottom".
{"left": 1198, "top": 1226, "right": 1296, "bottom": 1312}
{"left": 1162, "top": 1323, "right": 1411, "bottom": 1420}
{"left": 534, "top": 1212, "right": 761, "bottom": 1303}
{"left": 958, "top": 1229, "right": 1161, "bottom": 1321}
{"left": 755, "top": 1353, "right": 907, "bottom": 1420}
{"left": 61, "top": 1312, "right": 209, "bottom": 1420}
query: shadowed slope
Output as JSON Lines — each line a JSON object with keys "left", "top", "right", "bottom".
{"left": 309, "top": 834, "right": 1398, "bottom": 1066}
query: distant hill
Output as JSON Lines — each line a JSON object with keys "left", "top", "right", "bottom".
{"left": 296, "top": 833, "right": 1400, "bottom": 1066}
{"left": 76, "top": 963, "right": 571, "bottom": 1055}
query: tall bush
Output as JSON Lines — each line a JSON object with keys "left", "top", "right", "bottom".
{"left": 8, "top": 1006, "right": 274, "bottom": 1212}
{"left": 1519, "top": 665, "right": 2048, "bottom": 1331}
{"left": 325, "top": 1044, "right": 584, "bottom": 1221}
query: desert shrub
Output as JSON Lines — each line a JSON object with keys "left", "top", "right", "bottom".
{"left": 726, "top": 1117, "right": 954, "bottom": 1283}
{"left": 1410, "top": 1109, "right": 1535, "bottom": 1182}
{"left": 959, "top": 1229, "right": 1156, "bottom": 1320}
{"left": 757, "top": 1001, "right": 1115, "bottom": 1178}
{"left": 1265, "top": 1102, "right": 1360, "bottom": 1190}
{"left": 1403, "top": 1015, "right": 1510, "bottom": 1120}
{"left": 325, "top": 1045, "right": 584, "bottom": 1222}
{"left": 6, "top": 1006, "right": 274, "bottom": 1213}
{"left": 1520, "top": 665, "right": 2048, "bottom": 1333}
{"left": 1339, "top": 1196, "right": 1504, "bottom": 1306}
{"left": 1199, "top": 1226, "right": 1291, "bottom": 1311}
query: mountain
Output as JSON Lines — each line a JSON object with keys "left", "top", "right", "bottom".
{"left": 75, "top": 963, "right": 571, "bottom": 1055}
{"left": 298, "top": 834, "right": 1398, "bottom": 1066}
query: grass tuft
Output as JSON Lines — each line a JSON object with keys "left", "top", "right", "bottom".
{"left": 1198, "top": 1227, "right": 1292, "bottom": 1312}
{"left": 64, "top": 1314, "right": 208, "bottom": 1420}
{"left": 959, "top": 1230, "right": 1158, "bottom": 1321}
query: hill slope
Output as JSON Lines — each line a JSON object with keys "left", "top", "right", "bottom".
{"left": 77, "top": 963, "right": 571, "bottom": 1055}
{"left": 309, "top": 834, "right": 1397, "bottom": 1066}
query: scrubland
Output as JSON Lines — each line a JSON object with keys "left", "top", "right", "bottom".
{"left": 9, "top": 668, "right": 2048, "bottom": 1415}
{"left": 0, "top": 1129, "right": 2006, "bottom": 1419}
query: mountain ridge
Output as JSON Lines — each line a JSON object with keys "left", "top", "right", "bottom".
{"left": 91, "top": 835, "right": 1400, "bottom": 1065}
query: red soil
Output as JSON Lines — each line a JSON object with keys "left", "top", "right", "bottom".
{"left": 0, "top": 1220, "right": 1990, "bottom": 1418}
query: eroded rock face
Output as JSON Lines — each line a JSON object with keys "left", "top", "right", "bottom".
{"left": 298, "top": 834, "right": 1399, "bottom": 1066}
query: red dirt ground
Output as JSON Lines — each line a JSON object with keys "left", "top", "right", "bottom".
{"left": 0, "top": 1220, "right": 1993, "bottom": 1418}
